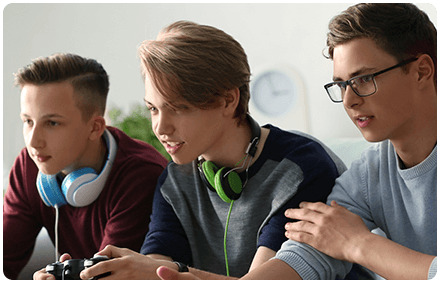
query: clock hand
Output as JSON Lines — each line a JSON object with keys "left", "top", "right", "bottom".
{"left": 266, "top": 73, "right": 289, "bottom": 96}
{"left": 273, "top": 90, "right": 289, "bottom": 96}
{"left": 266, "top": 73, "right": 276, "bottom": 93}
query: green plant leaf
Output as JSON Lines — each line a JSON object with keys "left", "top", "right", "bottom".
{"left": 108, "top": 103, "right": 171, "bottom": 161}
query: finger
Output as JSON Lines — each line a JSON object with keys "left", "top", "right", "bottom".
{"left": 300, "top": 201, "right": 331, "bottom": 212}
{"left": 33, "top": 268, "right": 55, "bottom": 280}
{"left": 285, "top": 220, "right": 316, "bottom": 234}
{"left": 80, "top": 258, "right": 114, "bottom": 280}
{"left": 156, "top": 266, "right": 179, "bottom": 280}
{"left": 285, "top": 229, "right": 314, "bottom": 244}
{"left": 156, "top": 266, "right": 199, "bottom": 280}
{"left": 94, "top": 245, "right": 114, "bottom": 258}
{"left": 59, "top": 253, "right": 72, "bottom": 262}
{"left": 95, "top": 245, "right": 128, "bottom": 259}
{"left": 284, "top": 208, "right": 308, "bottom": 220}
{"left": 285, "top": 207, "right": 321, "bottom": 222}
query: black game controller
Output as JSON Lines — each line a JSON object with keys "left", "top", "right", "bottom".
{"left": 46, "top": 255, "right": 110, "bottom": 280}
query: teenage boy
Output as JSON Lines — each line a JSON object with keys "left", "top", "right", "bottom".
{"left": 66, "top": 20, "right": 347, "bottom": 280}
{"left": 148, "top": 4, "right": 437, "bottom": 281}
{"left": 4, "top": 53, "right": 168, "bottom": 279}
{"left": 281, "top": 3, "right": 437, "bottom": 280}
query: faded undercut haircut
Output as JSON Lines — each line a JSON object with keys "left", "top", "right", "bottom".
{"left": 14, "top": 53, "right": 110, "bottom": 121}
{"left": 138, "top": 20, "right": 251, "bottom": 124}
{"left": 326, "top": 3, "right": 437, "bottom": 83}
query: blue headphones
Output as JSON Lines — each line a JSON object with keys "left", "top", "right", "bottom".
{"left": 36, "top": 129, "right": 118, "bottom": 207}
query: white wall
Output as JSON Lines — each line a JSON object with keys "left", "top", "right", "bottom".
{"left": 3, "top": 3, "right": 436, "bottom": 189}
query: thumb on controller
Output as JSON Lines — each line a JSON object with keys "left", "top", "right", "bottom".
{"left": 59, "top": 253, "right": 72, "bottom": 262}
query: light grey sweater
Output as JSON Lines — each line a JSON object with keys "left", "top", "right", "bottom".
{"left": 276, "top": 140, "right": 437, "bottom": 279}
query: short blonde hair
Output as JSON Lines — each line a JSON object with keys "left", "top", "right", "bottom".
{"left": 138, "top": 21, "right": 251, "bottom": 124}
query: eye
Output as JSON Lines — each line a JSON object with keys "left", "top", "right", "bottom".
{"left": 23, "top": 119, "right": 33, "bottom": 126}
{"left": 354, "top": 75, "right": 374, "bottom": 85}
{"left": 147, "top": 106, "right": 157, "bottom": 112}
{"left": 337, "top": 82, "right": 346, "bottom": 90}
{"left": 47, "top": 120, "right": 59, "bottom": 127}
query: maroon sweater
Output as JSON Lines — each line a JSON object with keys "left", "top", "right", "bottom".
{"left": 3, "top": 127, "right": 168, "bottom": 279}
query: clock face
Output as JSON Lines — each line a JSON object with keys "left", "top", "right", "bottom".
{"left": 251, "top": 70, "right": 297, "bottom": 117}
{"left": 249, "top": 65, "right": 308, "bottom": 133}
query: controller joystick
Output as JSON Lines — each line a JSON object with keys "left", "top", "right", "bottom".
{"left": 46, "top": 255, "right": 110, "bottom": 280}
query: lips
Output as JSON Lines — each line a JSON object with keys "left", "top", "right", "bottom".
{"left": 356, "top": 116, "right": 373, "bottom": 128}
{"left": 163, "top": 141, "right": 184, "bottom": 154}
{"left": 36, "top": 155, "right": 51, "bottom": 162}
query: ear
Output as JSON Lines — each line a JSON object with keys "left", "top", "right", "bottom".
{"left": 88, "top": 116, "right": 106, "bottom": 141}
{"left": 222, "top": 87, "right": 240, "bottom": 117}
{"left": 414, "top": 54, "right": 435, "bottom": 89}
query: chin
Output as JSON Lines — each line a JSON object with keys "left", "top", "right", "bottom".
{"left": 37, "top": 168, "right": 58, "bottom": 175}
{"left": 360, "top": 132, "right": 386, "bottom": 143}
{"left": 170, "top": 155, "right": 195, "bottom": 165}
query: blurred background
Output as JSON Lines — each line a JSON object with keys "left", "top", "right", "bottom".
{"left": 3, "top": 3, "right": 436, "bottom": 188}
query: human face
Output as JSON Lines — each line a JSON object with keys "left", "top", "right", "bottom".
{"left": 332, "top": 38, "right": 419, "bottom": 143}
{"left": 20, "top": 82, "right": 94, "bottom": 175}
{"left": 144, "top": 73, "right": 229, "bottom": 165}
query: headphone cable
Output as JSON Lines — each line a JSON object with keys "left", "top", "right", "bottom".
{"left": 224, "top": 200, "right": 234, "bottom": 277}
{"left": 54, "top": 204, "right": 60, "bottom": 262}
{"left": 223, "top": 152, "right": 254, "bottom": 276}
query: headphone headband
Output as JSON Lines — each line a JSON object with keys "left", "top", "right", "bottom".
{"left": 72, "top": 129, "right": 117, "bottom": 206}
{"left": 246, "top": 115, "right": 261, "bottom": 157}
{"left": 198, "top": 115, "right": 260, "bottom": 203}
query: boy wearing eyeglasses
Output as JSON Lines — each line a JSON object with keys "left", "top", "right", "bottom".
{"left": 140, "top": 4, "right": 436, "bottom": 281}
{"left": 282, "top": 3, "right": 437, "bottom": 280}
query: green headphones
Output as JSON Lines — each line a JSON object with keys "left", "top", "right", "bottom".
{"left": 198, "top": 115, "right": 261, "bottom": 203}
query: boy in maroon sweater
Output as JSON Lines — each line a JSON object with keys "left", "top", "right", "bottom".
{"left": 3, "top": 53, "right": 168, "bottom": 279}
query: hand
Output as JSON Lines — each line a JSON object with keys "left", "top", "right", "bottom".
{"left": 80, "top": 245, "right": 172, "bottom": 280}
{"left": 33, "top": 253, "right": 72, "bottom": 280}
{"left": 156, "top": 266, "right": 200, "bottom": 280}
{"left": 284, "top": 201, "right": 370, "bottom": 263}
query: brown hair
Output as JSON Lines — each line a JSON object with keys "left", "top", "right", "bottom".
{"left": 138, "top": 21, "right": 251, "bottom": 124}
{"left": 14, "top": 53, "right": 110, "bottom": 121}
{"left": 326, "top": 3, "right": 436, "bottom": 81}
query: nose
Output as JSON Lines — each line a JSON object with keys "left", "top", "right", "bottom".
{"left": 153, "top": 112, "right": 174, "bottom": 138}
{"left": 26, "top": 124, "right": 45, "bottom": 149}
{"left": 343, "top": 85, "right": 363, "bottom": 109}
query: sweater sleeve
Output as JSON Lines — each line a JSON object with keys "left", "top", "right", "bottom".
{"left": 270, "top": 143, "right": 353, "bottom": 280}
{"left": 140, "top": 168, "right": 192, "bottom": 265}
{"left": 428, "top": 257, "right": 437, "bottom": 280}
{"left": 275, "top": 240, "right": 352, "bottom": 279}
{"left": 3, "top": 149, "right": 42, "bottom": 279}
{"left": 258, "top": 154, "right": 338, "bottom": 252}
{"left": 327, "top": 149, "right": 378, "bottom": 231}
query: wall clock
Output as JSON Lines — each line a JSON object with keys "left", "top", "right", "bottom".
{"left": 249, "top": 65, "right": 309, "bottom": 132}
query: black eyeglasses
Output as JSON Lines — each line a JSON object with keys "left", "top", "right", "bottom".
{"left": 324, "top": 57, "right": 418, "bottom": 103}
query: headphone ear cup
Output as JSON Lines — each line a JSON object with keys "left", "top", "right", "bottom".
{"left": 61, "top": 167, "right": 97, "bottom": 207}
{"left": 214, "top": 167, "right": 243, "bottom": 203}
{"left": 201, "top": 161, "right": 218, "bottom": 192}
{"left": 36, "top": 172, "right": 68, "bottom": 207}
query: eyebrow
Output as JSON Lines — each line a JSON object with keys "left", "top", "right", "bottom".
{"left": 333, "top": 67, "right": 376, "bottom": 82}
{"left": 143, "top": 98, "right": 160, "bottom": 107}
{"left": 20, "top": 113, "right": 65, "bottom": 119}
{"left": 143, "top": 98, "right": 169, "bottom": 109}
